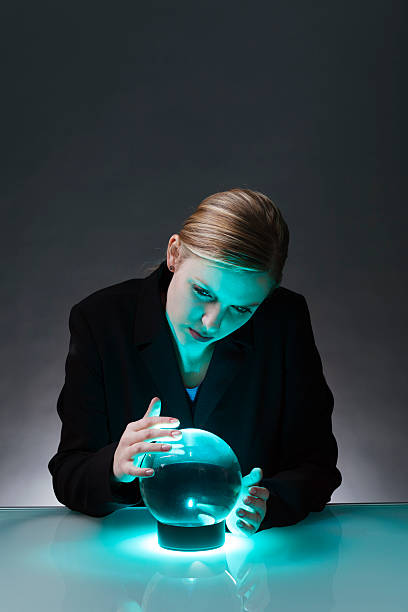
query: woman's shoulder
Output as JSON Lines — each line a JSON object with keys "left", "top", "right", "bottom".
{"left": 68, "top": 277, "right": 146, "bottom": 331}
{"left": 74, "top": 277, "right": 140, "bottom": 305}
{"left": 251, "top": 286, "right": 312, "bottom": 344}
{"left": 71, "top": 264, "right": 162, "bottom": 315}
{"left": 258, "top": 285, "right": 308, "bottom": 319}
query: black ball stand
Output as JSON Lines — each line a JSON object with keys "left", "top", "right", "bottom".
{"left": 157, "top": 519, "right": 226, "bottom": 551}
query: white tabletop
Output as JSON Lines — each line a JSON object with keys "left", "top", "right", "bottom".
{"left": 0, "top": 503, "right": 407, "bottom": 611}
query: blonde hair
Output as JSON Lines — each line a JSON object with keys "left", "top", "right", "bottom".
{"left": 142, "top": 188, "right": 289, "bottom": 291}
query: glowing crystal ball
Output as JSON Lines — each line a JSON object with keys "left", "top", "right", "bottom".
{"left": 139, "top": 428, "right": 242, "bottom": 550}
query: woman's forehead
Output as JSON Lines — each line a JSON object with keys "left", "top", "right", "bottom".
{"left": 183, "top": 257, "right": 273, "bottom": 300}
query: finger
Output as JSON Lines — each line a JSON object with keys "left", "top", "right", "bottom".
{"left": 146, "top": 397, "right": 161, "bottom": 417}
{"left": 121, "top": 461, "right": 155, "bottom": 478}
{"left": 127, "top": 416, "right": 179, "bottom": 432}
{"left": 237, "top": 507, "right": 262, "bottom": 528}
{"left": 145, "top": 428, "right": 183, "bottom": 443}
{"left": 243, "top": 496, "right": 266, "bottom": 513}
{"left": 248, "top": 486, "right": 270, "bottom": 501}
{"left": 145, "top": 417, "right": 180, "bottom": 431}
{"left": 237, "top": 518, "right": 257, "bottom": 534}
{"left": 127, "top": 439, "right": 173, "bottom": 459}
{"left": 242, "top": 467, "right": 263, "bottom": 487}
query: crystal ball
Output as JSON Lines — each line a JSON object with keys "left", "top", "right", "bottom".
{"left": 139, "top": 428, "right": 242, "bottom": 550}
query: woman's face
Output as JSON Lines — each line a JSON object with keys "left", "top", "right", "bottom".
{"left": 165, "top": 247, "right": 276, "bottom": 359}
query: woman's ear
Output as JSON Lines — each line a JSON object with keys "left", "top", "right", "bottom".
{"left": 167, "top": 234, "right": 181, "bottom": 266}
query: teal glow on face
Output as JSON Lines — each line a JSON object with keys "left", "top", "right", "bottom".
{"left": 191, "top": 283, "right": 257, "bottom": 315}
{"left": 165, "top": 254, "right": 275, "bottom": 358}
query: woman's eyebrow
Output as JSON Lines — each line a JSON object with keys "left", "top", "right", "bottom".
{"left": 192, "top": 278, "right": 260, "bottom": 307}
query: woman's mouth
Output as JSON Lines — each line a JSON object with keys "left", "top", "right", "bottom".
{"left": 188, "top": 327, "right": 213, "bottom": 342}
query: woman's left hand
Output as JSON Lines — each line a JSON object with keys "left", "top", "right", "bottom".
{"left": 226, "top": 467, "right": 270, "bottom": 537}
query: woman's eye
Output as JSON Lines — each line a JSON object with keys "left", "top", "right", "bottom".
{"left": 193, "top": 286, "right": 210, "bottom": 298}
{"left": 235, "top": 307, "right": 251, "bottom": 315}
{"left": 193, "top": 286, "right": 252, "bottom": 314}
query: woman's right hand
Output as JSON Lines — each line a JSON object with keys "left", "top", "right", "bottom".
{"left": 112, "top": 396, "right": 182, "bottom": 483}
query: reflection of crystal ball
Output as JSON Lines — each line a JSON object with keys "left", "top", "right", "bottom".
{"left": 139, "top": 428, "right": 242, "bottom": 551}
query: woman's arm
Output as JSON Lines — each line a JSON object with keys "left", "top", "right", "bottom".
{"left": 48, "top": 303, "right": 142, "bottom": 517}
{"left": 258, "top": 295, "right": 342, "bottom": 529}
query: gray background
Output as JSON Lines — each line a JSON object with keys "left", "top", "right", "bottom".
{"left": 1, "top": 1, "right": 407, "bottom": 506}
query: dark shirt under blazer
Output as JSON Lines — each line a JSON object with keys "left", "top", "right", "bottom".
{"left": 48, "top": 260, "right": 342, "bottom": 530}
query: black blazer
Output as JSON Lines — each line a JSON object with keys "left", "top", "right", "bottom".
{"left": 48, "top": 260, "right": 342, "bottom": 530}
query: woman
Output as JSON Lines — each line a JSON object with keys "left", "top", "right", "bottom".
{"left": 48, "top": 188, "right": 342, "bottom": 537}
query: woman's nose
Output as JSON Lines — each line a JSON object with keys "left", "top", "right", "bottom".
{"left": 202, "top": 304, "right": 223, "bottom": 330}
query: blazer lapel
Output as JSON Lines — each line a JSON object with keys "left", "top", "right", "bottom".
{"left": 133, "top": 260, "right": 254, "bottom": 429}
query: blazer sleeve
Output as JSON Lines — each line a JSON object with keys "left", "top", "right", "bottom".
{"left": 48, "top": 303, "right": 143, "bottom": 517}
{"left": 258, "top": 295, "right": 342, "bottom": 530}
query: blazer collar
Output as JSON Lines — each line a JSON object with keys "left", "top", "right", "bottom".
{"left": 133, "top": 259, "right": 254, "bottom": 429}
